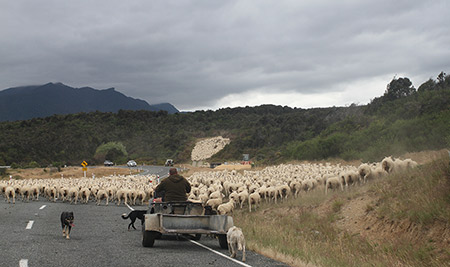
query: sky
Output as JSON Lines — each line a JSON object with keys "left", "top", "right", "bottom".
{"left": 1, "top": 1, "right": 449, "bottom": 112}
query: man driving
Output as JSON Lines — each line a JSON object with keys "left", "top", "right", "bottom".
{"left": 154, "top": 168, "right": 191, "bottom": 202}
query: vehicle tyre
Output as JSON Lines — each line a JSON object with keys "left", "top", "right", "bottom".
{"left": 193, "top": 234, "right": 201, "bottom": 241}
{"left": 142, "top": 231, "right": 159, "bottom": 247}
{"left": 218, "top": 234, "right": 228, "bottom": 249}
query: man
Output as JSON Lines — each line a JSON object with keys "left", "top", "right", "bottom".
{"left": 154, "top": 168, "right": 191, "bottom": 202}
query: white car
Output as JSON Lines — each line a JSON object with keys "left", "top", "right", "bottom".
{"left": 127, "top": 160, "right": 137, "bottom": 167}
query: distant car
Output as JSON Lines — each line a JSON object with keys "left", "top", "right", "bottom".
{"left": 165, "top": 159, "right": 174, "bottom": 166}
{"left": 104, "top": 160, "right": 114, "bottom": 166}
{"left": 127, "top": 160, "right": 137, "bottom": 167}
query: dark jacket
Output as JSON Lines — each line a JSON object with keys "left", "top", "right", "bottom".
{"left": 155, "top": 174, "right": 191, "bottom": 202}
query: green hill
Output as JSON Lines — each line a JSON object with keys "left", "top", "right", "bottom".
{"left": 0, "top": 72, "right": 449, "bottom": 167}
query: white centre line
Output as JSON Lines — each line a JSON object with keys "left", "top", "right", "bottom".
{"left": 39, "top": 205, "right": 46, "bottom": 210}
{"left": 19, "top": 259, "right": 28, "bottom": 267}
{"left": 125, "top": 203, "right": 134, "bottom": 211}
{"left": 25, "top": 220, "right": 34, "bottom": 229}
{"left": 189, "top": 240, "right": 252, "bottom": 267}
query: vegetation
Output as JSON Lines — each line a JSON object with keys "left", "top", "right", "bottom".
{"left": 233, "top": 155, "right": 450, "bottom": 267}
{"left": 0, "top": 72, "right": 448, "bottom": 167}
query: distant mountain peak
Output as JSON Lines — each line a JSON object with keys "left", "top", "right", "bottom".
{"left": 0, "top": 82, "right": 179, "bottom": 121}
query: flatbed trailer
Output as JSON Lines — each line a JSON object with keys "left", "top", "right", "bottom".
{"left": 142, "top": 201, "right": 233, "bottom": 248}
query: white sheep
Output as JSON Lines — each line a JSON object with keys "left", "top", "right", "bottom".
{"left": 206, "top": 198, "right": 223, "bottom": 210}
{"left": 248, "top": 190, "right": 260, "bottom": 212}
{"left": 227, "top": 226, "right": 246, "bottom": 262}
{"left": 325, "top": 176, "right": 344, "bottom": 194}
{"left": 5, "top": 186, "right": 15, "bottom": 204}
{"left": 96, "top": 189, "right": 109, "bottom": 205}
{"left": 217, "top": 199, "right": 235, "bottom": 215}
{"left": 238, "top": 190, "right": 249, "bottom": 209}
{"left": 381, "top": 156, "right": 396, "bottom": 173}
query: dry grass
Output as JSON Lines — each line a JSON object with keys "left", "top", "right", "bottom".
{"left": 232, "top": 153, "right": 450, "bottom": 267}
{"left": 3, "top": 166, "right": 138, "bottom": 180}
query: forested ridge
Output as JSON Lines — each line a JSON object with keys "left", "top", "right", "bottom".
{"left": 1, "top": 72, "right": 449, "bottom": 168}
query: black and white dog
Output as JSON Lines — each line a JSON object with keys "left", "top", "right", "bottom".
{"left": 60, "top": 211, "right": 74, "bottom": 239}
{"left": 121, "top": 210, "right": 146, "bottom": 230}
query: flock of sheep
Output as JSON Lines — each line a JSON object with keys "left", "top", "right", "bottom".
{"left": 0, "top": 174, "right": 157, "bottom": 205}
{"left": 1, "top": 156, "right": 418, "bottom": 216}
{"left": 191, "top": 136, "right": 231, "bottom": 161}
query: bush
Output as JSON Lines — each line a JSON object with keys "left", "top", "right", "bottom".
{"left": 10, "top": 162, "right": 21, "bottom": 169}
{"left": 26, "top": 161, "right": 40, "bottom": 168}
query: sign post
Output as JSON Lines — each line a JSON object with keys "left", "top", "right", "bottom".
{"left": 81, "top": 161, "right": 88, "bottom": 177}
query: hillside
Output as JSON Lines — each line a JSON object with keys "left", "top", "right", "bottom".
{"left": 0, "top": 73, "right": 448, "bottom": 168}
{"left": 0, "top": 82, "right": 179, "bottom": 121}
{"left": 231, "top": 150, "right": 450, "bottom": 267}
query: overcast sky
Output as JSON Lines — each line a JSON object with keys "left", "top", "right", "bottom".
{"left": 1, "top": 1, "right": 449, "bottom": 111}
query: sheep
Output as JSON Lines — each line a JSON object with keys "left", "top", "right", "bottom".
{"left": 209, "top": 190, "right": 223, "bottom": 200}
{"left": 198, "top": 193, "right": 209, "bottom": 205}
{"left": 229, "top": 191, "right": 239, "bottom": 203}
{"left": 206, "top": 198, "right": 223, "bottom": 210}
{"left": 325, "top": 176, "right": 344, "bottom": 194}
{"left": 248, "top": 190, "right": 260, "bottom": 212}
{"left": 59, "top": 187, "right": 70, "bottom": 202}
{"left": 342, "top": 170, "right": 360, "bottom": 187}
{"left": 289, "top": 180, "right": 302, "bottom": 198}
{"left": 237, "top": 190, "right": 249, "bottom": 209}
{"left": 20, "top": 185, "right": 31, "bottom": 202}
{"left": 136, "top": 190, "right": 146, "bottom": 205}
{"left": 5, "top": 186, "right": 15, "bottom": 204}
{"left": 116, "top": 189, "right": 129, "bottom": 205}
{"left": 30, "top": 185, "right": 40, "bottom": 201}
{"left": 217, "top": 199, "right": 235, "bottom": 215}
{"left": 404, "top": 159, "right": 418, "bottom": 169}
{"left": 227, "top": 226, "right": 246, "bottom": 262}
{"left": 357, "top": 164, "right": 372, "bottom": 184}
{"left": 96, "top": 189, "right": 109, "bottom": 205}
{"left": 80, "top": 187, "right": 91, "bottom": 204}
{"left": 381, "top": 156, "right": 395, "bottom": 173}
{"left": 68, "top": 187, "right": 79, "bottom": 204}
{"left": 277, "top": 184, "right": 290, "bottom": 201}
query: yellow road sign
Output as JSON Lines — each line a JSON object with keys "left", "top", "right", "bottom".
{"left": 82, "top": 167, "right": 87, "bottom": 171}
{"left": 81, "top": 161, "right": 88, "bottom": 167}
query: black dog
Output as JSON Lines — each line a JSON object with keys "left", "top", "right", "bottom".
{"left": 121, "top": 210, "right": 146, "bottom": 230}
{"left": 60, "top": 211, "right": 74, "bottom": 239}
{"left": 204, "top": 205, "right": 217, "bottom": 215}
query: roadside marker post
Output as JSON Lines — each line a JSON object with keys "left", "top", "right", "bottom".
{"left": 81, "top": 161, "right": 88, "bottom": 177}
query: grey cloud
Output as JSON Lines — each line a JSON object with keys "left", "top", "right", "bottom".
{"left": 1, "top": 0, "right": 449, "bottom": 110}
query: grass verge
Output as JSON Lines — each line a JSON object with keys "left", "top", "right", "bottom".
{"left": 232, "top": 157, "right": 450, "bottom": 266}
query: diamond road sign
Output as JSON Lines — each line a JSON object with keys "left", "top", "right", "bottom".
{"left": 81, "top": 161, "right": 88, "bottom": 167}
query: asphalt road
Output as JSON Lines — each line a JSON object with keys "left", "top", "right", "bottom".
{"left": 118, "top": 165, "right": 178, "bottom": 178}
{"left": 0, "top": 200, "right": 288, "bottom": 267}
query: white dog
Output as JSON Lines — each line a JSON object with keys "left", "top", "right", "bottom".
{"left": 226, "top": 226, "right": 246, "bottom": 262}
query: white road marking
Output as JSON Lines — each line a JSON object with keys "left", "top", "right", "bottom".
{"left": 25, "top": 221, "right": 34, "bottom": 229}
{"left": 39, "top": 205, "right": 46, "bottom": 210}
{"left": 189, "top": 240, "right": 252, "bottom": 267}
{"left": 19, "top": 259, "right": 28, "bottom": 267}
{"left": 125, "top": 203, "right": 134, "bottom": 211}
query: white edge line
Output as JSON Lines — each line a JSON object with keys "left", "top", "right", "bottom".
{"left": 39, "top": 205, "right": 46, "bottom": 210}
{"left": 19, "top": 259, "right": 28, "bottom": 267}
{"left": 189, "top": 239, "right": 252, "bottom": 267}
{"left": 25, "top": 221, "right": 34, "bottom": 229}
{"left": 125, "top": 203, "right": 134, "bottom": 211}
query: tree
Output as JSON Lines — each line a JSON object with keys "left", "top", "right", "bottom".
{"left": 384, "top": 77, "right": 415, "bottom": 101}
{"left": 418, "top": 78, "right": 436, "bottom": 92}
{"left": 94, "top": 142, "right": 128, "bottom": 163}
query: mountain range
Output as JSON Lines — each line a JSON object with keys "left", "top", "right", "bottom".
{"left": 0, "top": 82, "right": 179, "bottom": 121}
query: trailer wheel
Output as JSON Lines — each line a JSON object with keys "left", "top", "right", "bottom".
{"left": 142, "top": 231, "right": 159, "bottom": 247}
{"left": 218, "top": 234, "right": 228, "bottom": 249}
